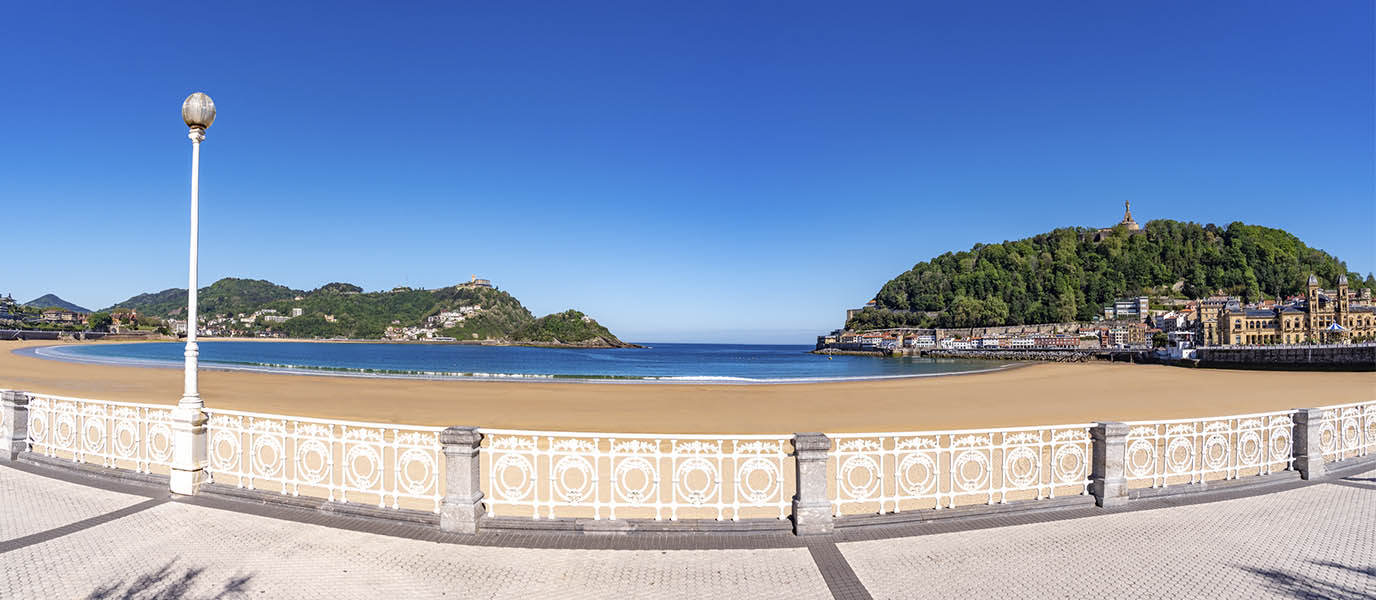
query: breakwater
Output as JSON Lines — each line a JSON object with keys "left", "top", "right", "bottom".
{"left": 810, "top": 347, "right": 890, "bottom": 357}
{"left": 921, "top": 349, "right": 1096, "bottom": 363}
{"left": 1194, "top": 344, "right": 1375, "bottom": 371}
{"left": 0, "top": 330, "right": 160, "bottom": 342}
{"left": 0, "top": 330, "right": 59, "bottom": 341}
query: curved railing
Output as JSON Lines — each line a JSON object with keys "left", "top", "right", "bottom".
{"left": 0, "top": 387, "right": 1371, "bottom": 532}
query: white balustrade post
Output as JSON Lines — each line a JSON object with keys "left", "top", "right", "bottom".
{"left": 1292, "top": 408, "right": 1325, "bottom": 480}
{"left": 791, "top": 432, "right": 833, "bottom": 535}
{"left": 440, "top": 426, "right": 484, "bottom": 533}
{"left": 1090, "top": 422, "right": 1129, "bottom": 507}
{"left": 1, "top": 391, "right": 31, "bottom": 460}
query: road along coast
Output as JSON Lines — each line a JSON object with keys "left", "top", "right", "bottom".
{"left": 3, "top": 339, "right": 1372, "bottom": 434}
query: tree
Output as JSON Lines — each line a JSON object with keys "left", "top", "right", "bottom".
{"left": 1152, "top": 332, "right": 1168, "bottom": 348}
{"left": 865, "top": 220, "right": 1373, "bottom": 328}
{"left": 87, "top": 312, "right": 113, "bottom": 332}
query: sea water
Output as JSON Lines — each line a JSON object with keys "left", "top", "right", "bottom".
{"left": 29, "top": 341, "right": 1013, "bottom": 384}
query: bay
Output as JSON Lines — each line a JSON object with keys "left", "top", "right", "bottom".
{"left": 32, "top": 341, "right": 1012, "bottom": 383}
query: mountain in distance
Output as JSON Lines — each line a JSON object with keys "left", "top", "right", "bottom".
{"left": 847, "top": 219, "right": 1376, "bottom": 331}
{"left": 23, "top": 294, "right": 91, "bottom": 314}
{"left": 103, "top": 277, "right": 634, "bottom": 348}
{"left": 102, "top": 278, "right": 303, "bottom": 318}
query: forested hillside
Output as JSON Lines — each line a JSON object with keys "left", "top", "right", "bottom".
{"left": 102, "top": 278, "right": 301, "bottom": 316}
{"left": 849, "top": 220, "right": 1375, "bottom": 331}
{"left": 103, "top": 278, "right": 630, "bottom": 346}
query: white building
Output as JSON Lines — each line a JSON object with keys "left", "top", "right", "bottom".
{"left": 1107, "top": 296, "right": 1150, "bottom": 321}
{"left": 1154, "top": 311, "right": 1187, "bottom": 332}
{"left": 1008, "top": 337, "right": 1034, "bottom": 349}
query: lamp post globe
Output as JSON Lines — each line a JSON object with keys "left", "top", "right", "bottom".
{"left": 182, "top": 92, "right": 216, "bottom": 130}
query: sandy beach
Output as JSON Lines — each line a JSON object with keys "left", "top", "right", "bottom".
{"left": 2, "top": 339, "right": 1371, "bottom": 434}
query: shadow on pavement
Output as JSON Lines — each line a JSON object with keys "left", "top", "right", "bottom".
{"left": 84, "top": 560, "right": 253, "bottom": 600}
{"left": 1241, "top": 560, "right": 1374, "bottom": 600}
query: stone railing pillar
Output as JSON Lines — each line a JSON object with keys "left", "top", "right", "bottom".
{"left": 440, "top": 426, "right": 484, "bottom": 534}
{"left": 1090, "top": 422, "right": 1129, "bottom": 507}
{"left": 169, "top": 407, "right": 209, "bottom": 495}
{"left": 792, "top": 432, "right": 833, "bottom": 535}
{"left": 1, "top": 390, "right": 31, "bottom": 460}
{"left": 1292, "top": 408, "right": 1326, "bottom": 480}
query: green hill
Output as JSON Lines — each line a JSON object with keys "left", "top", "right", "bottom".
{"left": 849, "top": 220, "right": 1375, "bottom": 331}
{"left": 102, "top": 278, "right": 302, "bottom": 317}
{"left": 23, "top": 294, "right": 91, "bottom": 313}
{"left": 104, "top": 278, "right": 632, "bottom": 347}
{"left": 511, "top": 310, "right": 623, "bottom": 346}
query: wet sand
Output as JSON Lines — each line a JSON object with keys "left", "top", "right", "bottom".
{"left": 2, "top": 339, "right": 1371, "bottom": 434}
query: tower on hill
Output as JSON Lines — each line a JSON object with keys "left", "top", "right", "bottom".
{"left": 1085, "top": 202, "right": 1147, "bottom": 242}
{"left": 1120, "top": 201, "right": 1140, "bottom": 231}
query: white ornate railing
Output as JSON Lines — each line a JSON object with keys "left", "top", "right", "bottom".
{"left": 204, "top": 408, "right": 445, "bottom": 512}
{"left": 24, "top": 393, "right": 176, "bottom": 473}
{"left": 1317, "top": 401, "right": 1375, "bottom": 463}
{"left": 827, "top": 424, "right": 1093, "bottom": 515}
{"left": 3, "top": 387, "right": 1373, "bottom": 527}
{"left": 1122, "top": 410, "right": 1296, "bottom": 488}
{"left": 477, "top": 429, "right": 793, "bottom": 520}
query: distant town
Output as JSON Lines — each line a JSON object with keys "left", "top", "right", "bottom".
{"left": 819, "top": 272, "right": 1375, "bottom": 360}
{"left": 817, "top": 207, "right": 1373, "bottom": 365}
{"left": 0, "top": 276, "right": 498, "bottom": 341}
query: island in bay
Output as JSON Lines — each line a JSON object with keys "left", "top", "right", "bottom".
{"left": 86, "top": 276, "right": 637, "bottom": 348}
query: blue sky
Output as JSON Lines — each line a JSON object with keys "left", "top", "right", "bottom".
{"left": 3, "top": 2, "right": 1372, "bottom": 343}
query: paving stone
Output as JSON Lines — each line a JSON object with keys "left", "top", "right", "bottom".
{"left": 838, "top": 483, "right": 1376, "bottom": 600}
{"left": 0, "top": 464, "right": 146, "bottom": 541}
{"left": 3, "top": 462, "right": 1374, "bottom": 599}
{"left": 0, "top": 467, "right": 829, "bottom": 599}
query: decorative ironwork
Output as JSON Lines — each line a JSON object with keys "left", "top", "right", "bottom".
{"left": 478, "top": 429, "right": 792, "bottom": 521}
{"left": 203, "top": 408, "right": 444, "bottom": 512}
{"left": 1317, "top": 401, "right": 1375, "bottom": 463}
{"left": 1123, "top": 411, "right": 1295, "bottom": 488}
{"left": 23, "top": 394, "right": 177, "bottom": 474}
{"left": 7, "top": 388, "right": 1372, "bottom": 524}
{"left": 828, "top": 425, "right": 1092, "bottom": 515}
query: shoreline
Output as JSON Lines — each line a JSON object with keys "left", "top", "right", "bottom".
{"left": 2, "top": 339, "right": 1371, "bottom": 434}
{"left": 0, "top": 331, "right": 644, "bottom": 349}
{"left": 21, "top": 342, "right": 1025, "bottom": 385}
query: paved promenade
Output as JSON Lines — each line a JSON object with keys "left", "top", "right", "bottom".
{"left": 1, "top": 462, "right": 1373, "bottom": 599}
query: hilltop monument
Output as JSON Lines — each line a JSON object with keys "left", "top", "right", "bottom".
{"left": 1120, "top": 201, "right": 1140, "bottom": 231}
{"left": 1087, "top": 202, "right": 1147, "bottom": 242}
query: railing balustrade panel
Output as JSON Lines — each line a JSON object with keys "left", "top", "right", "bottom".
{"left": 24, "top": 394, "right": 176, "bottom": 474}
{"left": 204, "top": 408, "right": 444, "bottom": 513}
{"left": 477, "top": 429, "right": 794, "bottom": 521}
{"left": 1122, "top": 411, "right": 1296, "bottom": 489}
{"left": 1317, "top": 401, "right": 1375, "bottom": 463}
{"left": 827, "top": 425, "right": 1093, "bottom": 516}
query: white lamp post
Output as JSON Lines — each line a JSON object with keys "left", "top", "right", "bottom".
{"left": 170, "top": 92, "right": 215, "bottom": 495}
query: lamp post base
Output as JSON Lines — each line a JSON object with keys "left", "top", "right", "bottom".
{"left": 169, "top": 404, "right": 209, "bottom": 495}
